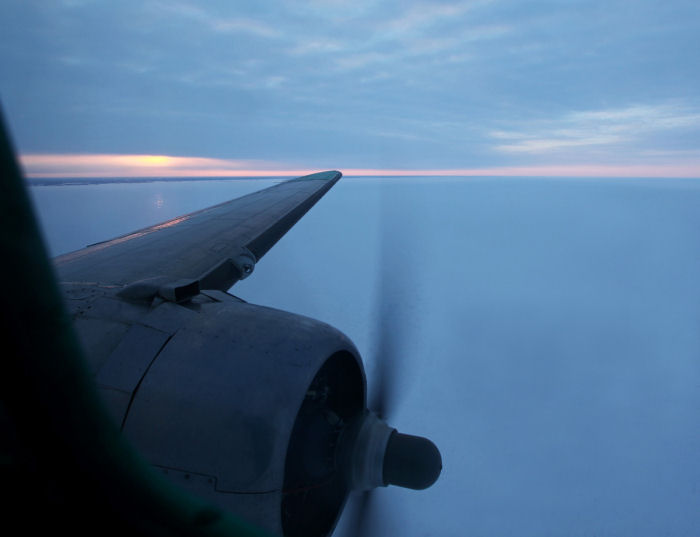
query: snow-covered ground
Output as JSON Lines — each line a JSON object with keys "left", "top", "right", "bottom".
{"left": 30, "top": 176, "right": 700, "bottom": 536}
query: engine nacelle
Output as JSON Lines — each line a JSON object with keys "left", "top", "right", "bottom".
{"left": 67, "top": 283, "right": 439, "bottom": 537}
{"left": 119, "top": 297, "right": 366, "bottom": 537}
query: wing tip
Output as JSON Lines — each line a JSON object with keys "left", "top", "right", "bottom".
{"left": 289, "top": 170, "right": 342, "bottom": 183}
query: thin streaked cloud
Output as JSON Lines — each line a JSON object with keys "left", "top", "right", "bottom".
{"left": 383, "top": 2, "right": 474, "bottom": 34}
{"left": 288, "top": 39, "right": 347, "bottom": 56}
{"left": 152, "top": 1, "right": 280, "bottom": 38}
{"left": 491, "top": 104, "right": 700, "bottom": 160}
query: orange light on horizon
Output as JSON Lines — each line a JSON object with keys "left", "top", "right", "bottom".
{"left": 20, "top": 153, "right": 272, "bottom": 177}
{"left": 19, "top": 153, "right": 700, "bottom": 179}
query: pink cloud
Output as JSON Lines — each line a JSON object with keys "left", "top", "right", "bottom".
{"left": 19, "top": 154, "right": 700, "bottom": 178}
{"left": 20, "top": 153, "right": 308, "bottom": 178}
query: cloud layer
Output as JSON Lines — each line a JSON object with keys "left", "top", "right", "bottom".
{"left": 2, "top": 0, "right": 700, "bottom": 175}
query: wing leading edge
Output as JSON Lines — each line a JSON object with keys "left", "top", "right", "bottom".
{"left": 55, "top": 171, "right": 342, "bottom": 292}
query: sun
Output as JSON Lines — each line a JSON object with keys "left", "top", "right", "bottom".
{"left": 136, "top": 155, "right": 173, "bottom": 167}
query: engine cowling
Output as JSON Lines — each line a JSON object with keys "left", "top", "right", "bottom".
{"left": 120, "top": 296, "right": 366, "bottom": 537}
{"left": 65, "top": 283, "right": 439, "bottom": 537}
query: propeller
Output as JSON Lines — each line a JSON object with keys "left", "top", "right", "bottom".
{"left": 339, "top": 181, "right": 442, "bottom": 537}
{"left": 368, "top": 259, "right": 400, "bottom": 422}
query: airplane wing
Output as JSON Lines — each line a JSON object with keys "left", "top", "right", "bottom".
{"left": 2, "top": 108, "right": 273, "bottom": 536}
{"left": 54, "top": 171, "right": 342, "bottom": 294}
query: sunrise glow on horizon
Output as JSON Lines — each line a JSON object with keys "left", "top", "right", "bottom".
{"left": 20, "top": 153, "right": 700, "bottom": 179}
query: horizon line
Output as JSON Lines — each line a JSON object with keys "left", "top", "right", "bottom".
{"left": 19, "top": 153, "right": 700, "bottom": 179}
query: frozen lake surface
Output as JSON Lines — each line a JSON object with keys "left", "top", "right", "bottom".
{"left": 29, "top": 176, "right": 700, "bottom": 537}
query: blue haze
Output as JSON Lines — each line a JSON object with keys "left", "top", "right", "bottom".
{"left": 29, "top": 177, "right": 700, "bottom": 536}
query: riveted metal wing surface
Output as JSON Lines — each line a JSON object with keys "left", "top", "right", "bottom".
{"left": 55, "top": 171, "right": 342, "bottom": 294}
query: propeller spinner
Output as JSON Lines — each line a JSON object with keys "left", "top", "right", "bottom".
{"left": 341, "top": 411, "right": 441, "bottom": 492}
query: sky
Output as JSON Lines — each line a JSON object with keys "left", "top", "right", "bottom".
{"left": 2, "top": 0, "right": 700, "bottom": 177}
